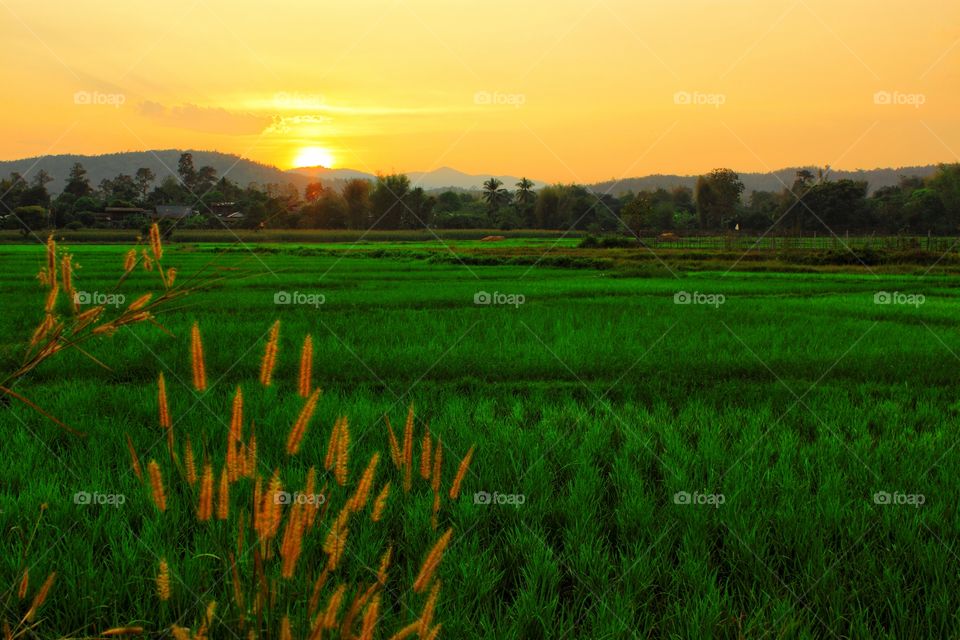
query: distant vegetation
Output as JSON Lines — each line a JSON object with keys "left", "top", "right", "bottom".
{"left": 2, "top": 152, "right": 960, "bottom": 237}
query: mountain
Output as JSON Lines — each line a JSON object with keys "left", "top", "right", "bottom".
{"left": 407, "top": 167, "right": 546, "bottom": 191}
{"left": 591, "top": 166, "right": 943, "bottom": 196}
{"left": 286, "top": 166, "right": 376, "bottom": 183}
{"left": 285, "top": 165, "right": 545, "bottom": 191}
{"left": 0, "top": 150, "right": 944, "bottom": 196}
{"left": 0, "top": 150, "right": 310, "bottom": 194}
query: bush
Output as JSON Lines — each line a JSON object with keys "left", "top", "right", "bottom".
{"left": 578, "top": 235, "right": 636, "bottom": 249}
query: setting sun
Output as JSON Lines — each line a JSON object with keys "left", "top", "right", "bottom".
{"left": 293, "top": 146, "right": 335, "bottom": 169}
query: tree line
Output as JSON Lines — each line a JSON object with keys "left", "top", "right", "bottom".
{"left": 3, "top": 152, "right": 960, "bottom": 235}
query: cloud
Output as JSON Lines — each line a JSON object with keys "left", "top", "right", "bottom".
{"left": 265, "top": 115, "right": 329, "bottom": 134}
{"left": 138, "top": 101, "right": 270, "bottom": 135}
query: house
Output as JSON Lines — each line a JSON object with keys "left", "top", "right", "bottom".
{"left": 95, "top": 206, "right": 150, "bottom": 222}
{"left": 210, "top": 202, "right": 238, "bottom": 216}
{"left": 219, "top": 211, "right": 246, "bottom": 226}
{"left": 154, "top": 205, "right": 194, "bottom": 219}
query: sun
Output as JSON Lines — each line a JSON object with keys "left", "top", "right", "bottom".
{"left": 293, "top": 146, "right": 335, "bottom": 168}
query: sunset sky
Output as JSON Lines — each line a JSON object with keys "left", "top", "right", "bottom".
{"left": 1, "top": 0, "right": 958, "bottom": 182}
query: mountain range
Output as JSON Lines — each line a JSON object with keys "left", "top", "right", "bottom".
{"left": 0, "top": 150, "right": 943, "bottom": 196}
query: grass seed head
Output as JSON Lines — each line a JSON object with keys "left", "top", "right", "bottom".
{"left": 258, "top": 320, "right": 281, "bottom": 387}
{"left": 157, "top": 373, "right": 172, "bottom": 430}
{"left": 298, "top": 334, "right": 313, "bottom": 398}
{"left": 126, "top": 434, "right": 143, "bottom": 482}
{"left": 245, "top": 431, "right": 257, "bottom": 479}
{"left": 217, "top": 466, "right": 230, "bottom": 520}
{"left": 45, "top": 235, "right": 57, "bottom": 283}
{"left": 413, "top": 528, "right": 453, "bottom": 593}
{"left": 184, "top": 439, "right": 197, "bottom": 486}
{"left": 190, "top": 322, "right": 207, "bottom": 392}
{"left": 279, "top": 504, "right": 305, "bottom": 579}
{"left": 335, "top": 417, "right": 350, "bottom": 486}
{"left": 156, "top": 561, "right": 171, "bottom": 602}
{"left": 371, "top": 482, "right": 390, "bottom": 523}
{"left": 431, "top": 436, "right": 443, "bottom": 494}
{"left": 359, "top": 593, "right": 380, "bottom": 640}
{"left": 198, "top": 462, "right": 214, "bottom": 521}
{"left": 324, "top": 417, "right": 342, "bottom": 471}
{"left": 348, "top": 452, "right": 379, "bottom": 512}
{"left": 147, "top": 460, "right": 167, "bottom": 512}
{"left": 448, "top": 445, "right": 475, "bottom": 500}
{"left": 227, "top": 386, "right": 243, "bottom": 481}
{"left": 321, "top": 584, "right": 346, "bottom": 629}
{"left": 17, "top": 570, "right": 28, "bottom": 600}
{"left": 402, "top": 405, "right": 414, "bottom": 492}
{"left": 286, "top": 388, "right": 320, "bottom": 455}
{"left": 101, "top": 627, "right": 146, "bottom": 636}
{"left": 24, "top": 571, "right": 55, "bottom": 622}
{"left": 385, "top": 415, "right": 401, "bottom": 469}
{"left": 419, "top": 580, "right": 441, "bottom": 636}
{"left": 420, "top": 423, "right": 432, "bottom": 480}
{"left": 149, "top": 223, "right": 163, "bottom": 261}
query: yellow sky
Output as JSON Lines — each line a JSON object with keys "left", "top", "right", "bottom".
{"left": 1, "top": 0, "right": 958, "bottom": 182}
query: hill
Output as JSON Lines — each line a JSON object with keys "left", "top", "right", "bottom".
{"left": 591, "top": 166, "right": 942, "bottom": 196}
{"left": 286, "top": 165, "right": 545, "bottom": 191}
{"left": 0, "top": 150, "right": 944, "bottom": 197}
{"left": 0, "top": 150, "right": 309, "bottom": 194}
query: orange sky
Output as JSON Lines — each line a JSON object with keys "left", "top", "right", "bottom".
{"left": 1, "top": 0, "right": 958, "bottom": 182}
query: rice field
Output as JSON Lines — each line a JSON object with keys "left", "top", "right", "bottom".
{"left": 2, "top": 240, "right": 960, "bottom": 638}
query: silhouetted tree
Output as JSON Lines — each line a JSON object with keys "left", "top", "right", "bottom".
{"left": 695, "top": 169, "right": 744, "bottom": 230}
{"left": 342, "top": 178, "right": 372, "bottom": 229}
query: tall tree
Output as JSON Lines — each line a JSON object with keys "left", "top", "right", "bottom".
{"left": 370, "top": 174, "right": 411, "bottom": 229}
{"left": 403, "top": 186, "right": 435, "bottom": 228}
{"left": 534, "top": 186, "right": 563, "bottom": 229}
{"left": 177, "top": 153, "right": 197, "bottom": 192}
{"left": 515, "top": 177, "right": 536, "bottom": 226}
{"left": 134, "top": 168, "right": 156, "bottom": 204}
{"left": 695, "top": 169, "right": 744, "bottom": 230}
{"left": 305, "top": 182, "right": 325, "bottom": 203}
{"left": 63, "top": 162, "right": 93, "bottom": 198}
{"left": 342, "top": 178, "right": 372, "bottom": 229}
{"left": 32, "top": 170, "right": 53, "bottom": 189}
{"left": 482, "top": 178, "right": 511, "bottom": 212}
{"left": 195, "top": 165, "right": 218, "bottom": 195}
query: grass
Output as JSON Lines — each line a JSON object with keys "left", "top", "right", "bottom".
{"left": 0, "top": 228, "right": 587, "bottom": 245}
{"left": 2, "top": 241, "right": 960, "bottom": 638}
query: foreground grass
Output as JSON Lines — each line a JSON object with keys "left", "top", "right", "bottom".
{"left": 1, "top": 244, "right": 959, "bottom": 638}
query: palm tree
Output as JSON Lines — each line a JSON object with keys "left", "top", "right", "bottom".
{"left": 481, "top": 178, "right": 511, "bottom": 212}
{"left": 515, "top": 177, "right": 535, "bottom": 207}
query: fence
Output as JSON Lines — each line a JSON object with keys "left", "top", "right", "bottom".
{"left": 643, "top": 234, "right": 960, "bottom": 253}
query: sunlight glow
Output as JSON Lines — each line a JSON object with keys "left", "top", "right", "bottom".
{"left": 293, "top": 146, "right": 335, "bottom": 168}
